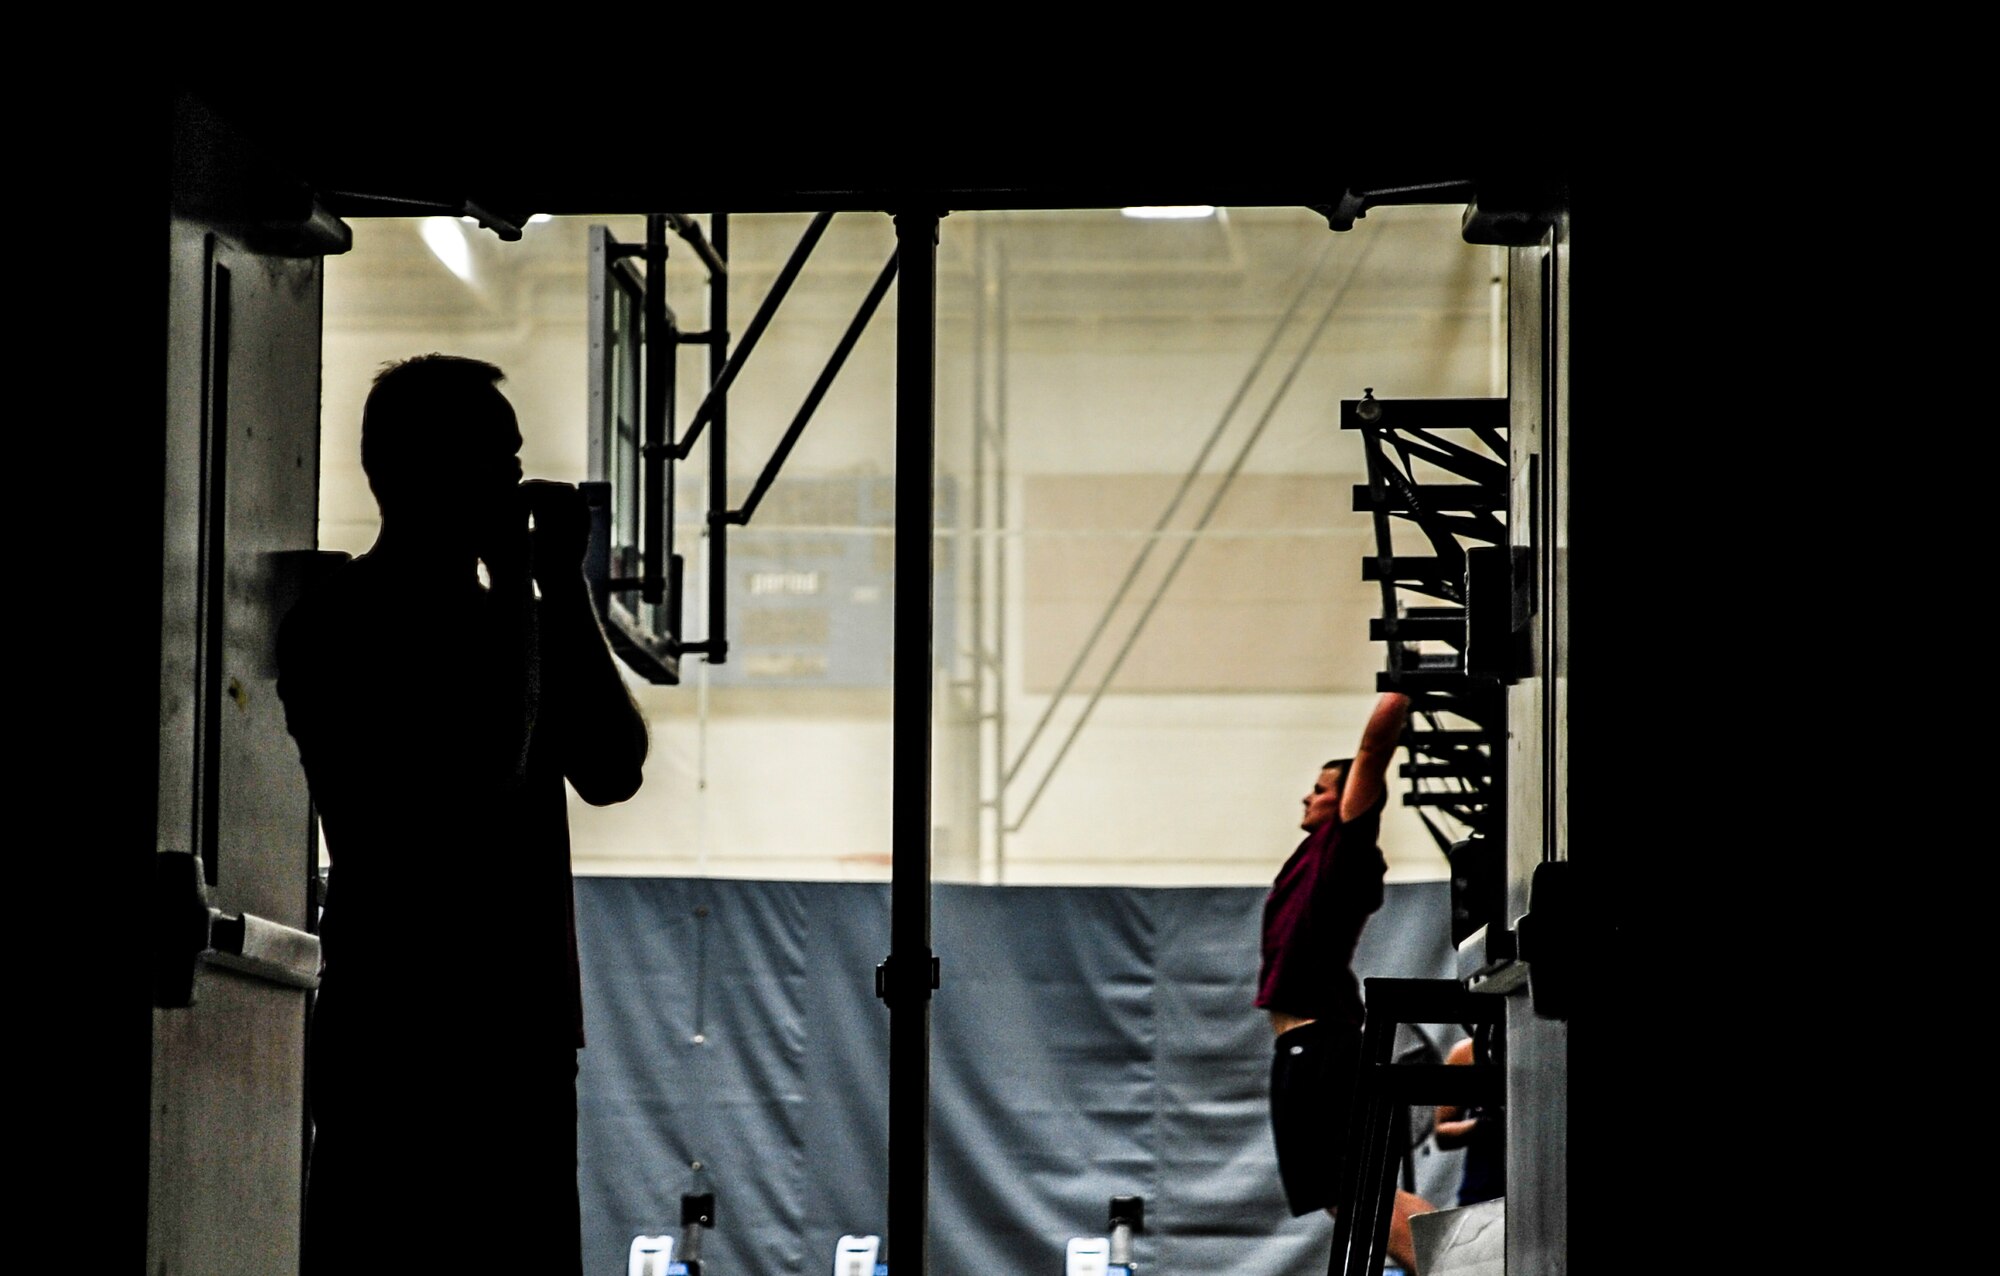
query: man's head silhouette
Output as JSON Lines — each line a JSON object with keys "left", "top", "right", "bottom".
{"left": 361, "top": 354, "right": 524, "bottom": 542}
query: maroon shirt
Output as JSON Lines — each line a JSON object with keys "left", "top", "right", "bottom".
{"left": 1254, "top": 793, "right": 1387, "bottom": 1025}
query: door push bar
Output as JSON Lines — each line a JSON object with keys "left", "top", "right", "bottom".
{"left": 154, "top": 850, "right": 322, "bottom": 1008}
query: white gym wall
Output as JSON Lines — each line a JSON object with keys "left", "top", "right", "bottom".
{"left": 320, "top": 206, "right": 1504, "bottom": 887}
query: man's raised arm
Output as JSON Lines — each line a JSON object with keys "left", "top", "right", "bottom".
{"left": 1339, "top": 691, "right": 1412, "bottom": 825}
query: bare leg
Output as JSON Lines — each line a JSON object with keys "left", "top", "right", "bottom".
{"left": 1389, "top": 1189, "right": 1436, "bottom": 1273}
{"left": 1324, "top": 1190, "right": 1435, "bottom": 1274}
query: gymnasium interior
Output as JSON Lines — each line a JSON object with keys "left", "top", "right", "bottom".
{"left": 109, "top": 92, "right": 1609, "bottom": 1276}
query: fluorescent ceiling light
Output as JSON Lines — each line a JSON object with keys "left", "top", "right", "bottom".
{"left": 1120, "top": 205, "right": 1217, "bottom": 220}
{"left": 421, "top": 216, "right": 475, "bottom": 282}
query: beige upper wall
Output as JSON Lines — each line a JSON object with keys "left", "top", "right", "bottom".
{"left": 321, "top": 205, "right": 1502, "bottom": 886}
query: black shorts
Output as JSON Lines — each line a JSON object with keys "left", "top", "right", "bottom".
{"left": 1269, "top": 1018, "right": 1361, "bottom": 1217}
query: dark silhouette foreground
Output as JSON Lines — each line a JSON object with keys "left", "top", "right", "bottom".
{"left": 280, "top": 356, "right": 648, "bottom": 1273}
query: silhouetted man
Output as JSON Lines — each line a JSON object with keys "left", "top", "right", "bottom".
{"left": 1256, "top": 690, "right": 1435, "bottom": 1272}
{"left": 280, "top": 355, "right": 649, "bottom": 1273}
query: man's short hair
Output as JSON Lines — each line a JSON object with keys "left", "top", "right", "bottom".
{"left": 360, "top": 354, "right": 508, "bottom": 508}
{"left": 1322, "top": 757, "right": 1354, "bottom": 773}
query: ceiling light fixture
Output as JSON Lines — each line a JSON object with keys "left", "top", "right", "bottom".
{"left": 421, "top": 216, "right": 475, "bottom": 283}
{"left": 1120, "top": 205, "right": 1217, "bottom": 220}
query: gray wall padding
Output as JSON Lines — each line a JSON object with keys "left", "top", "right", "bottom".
{"left": 578, "top": 879, "right": 1465, "bottom": 1276}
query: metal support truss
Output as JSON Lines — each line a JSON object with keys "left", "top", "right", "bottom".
{"left": 999, "top": 228, "right": 1380, "bottom": 835}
